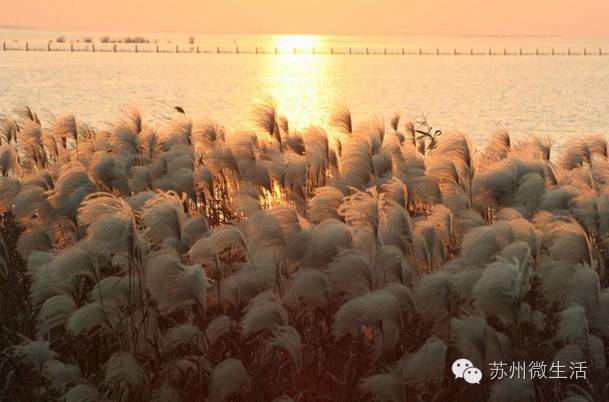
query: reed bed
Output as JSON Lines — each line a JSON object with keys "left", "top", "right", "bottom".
{"left": 0, "top": 103, "right": 608, "bottom": 401}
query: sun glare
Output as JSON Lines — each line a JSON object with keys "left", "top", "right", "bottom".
{"left": 257, "top": 40, "right": 335, "bottom": 130}
{"left": 270, "top": 34, "right": 323, "bottom": 52}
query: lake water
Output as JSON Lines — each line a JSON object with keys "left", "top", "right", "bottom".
{"left": 1, "top": 31, "right": 609, "bottom": 149}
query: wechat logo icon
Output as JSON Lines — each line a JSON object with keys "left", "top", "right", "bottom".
{"left": 452, "top": 358, "right": 482, "bottom": 384}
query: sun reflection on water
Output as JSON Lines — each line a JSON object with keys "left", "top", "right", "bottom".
{"left": 254, "top": 35, "right": 338, "bottom": 131}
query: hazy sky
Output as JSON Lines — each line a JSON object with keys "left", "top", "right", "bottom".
{"left": 3, "top": 0, "right": 609, "bottom": 36}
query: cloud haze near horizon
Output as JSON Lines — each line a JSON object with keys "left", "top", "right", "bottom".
{"left": 2, "top": 0, "right": 609, "bottom": 36}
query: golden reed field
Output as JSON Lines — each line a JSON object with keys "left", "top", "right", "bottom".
{"left": 0, "top": 104, "right": 608, "bottom": 401}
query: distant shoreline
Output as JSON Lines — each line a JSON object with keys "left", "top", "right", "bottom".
{"left": 0, "top": 25, "right": 37, "bottom": 30}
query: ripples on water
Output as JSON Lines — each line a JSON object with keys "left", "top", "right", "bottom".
{"left": 1, "top": 33, "right": 609, "bottom": 150}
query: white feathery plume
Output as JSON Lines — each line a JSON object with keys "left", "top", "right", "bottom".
{"left": 395, "top": 336, "right": 447, "bottom": 388}
{"left": 89, "top": 275, "right": 134, "bottom": 309}
{"left": 189, "top": 236, "right": 217, "bottom": 270}
{"left": 375, "top": 245, "right": 415, "bottom": 287}
{"left": 67, "top": 302, "right": 116, "bottom": 336}
{"left": 284, "top": 268, "right": 331, "bottom": 307}
{"left": 413, "top": 220, "right": 446, "bottom": 271}
{"left": 0, "top": 143, "right": 22, "bottom": 176}
{"left": 302, "top": 218, "right": 353, "bottom": 269}
{"left": 413, "top": 270, "right": 457, "bottom": 323}
{"left": 359, "top": 373, "right": 403, "bottom": 402}
{"left": 589, "top": 334, "right": 606, "bottom": 373}
{"left": 557, "top": 304, "right": 589, "bottom": 345}
{"left": 47, "top": 163, "right": 97, "bottom": 219}
{"left": 381, "top": 283, "right": 414, "bottom": 312}
{"left": 553, "top": 344, "right": 584, "bottom": 376}
{"left": 241, "top": 292, "right": 288, "bottom": 337}
{"left": 461, "top": 221, "right": 514, "bottom": 267}
{"left": 13, "top": 181, "right": 53, "bottom": 224}
{"left": 0, "top": 176, "right": 21, "bottom": 213}
{"left": 208, "top": 358, "right": 249, "bottom": 402}
{"left": 12, "top": 339, "right": 57, "bottom": 369}
{"left": 37, "top": 294, "right": 76, "bottom": 337}
{"left": 326, "top": 249, "right": 373, "bottom": 298}
{"left": 205, "top": 315, "right": 235, "bottom": 348}
{"left": 339, "top": 136, "right": 374, "bottom": 189}
{"left": 534, "top": 211, "right": 592, "bottom": 266}
{"left": 589, "top": 289, "right": 609, "bottom": 338}
{"left": 181, "top": 216, "right": 209, "bottom": 248}
{"left": 537, "top": 257, "right": 576, "bottom": 307}
{"left": 221, "top": 254, "right": 276, "bottom": 306}
{"left": 63, "top": 384, "right": 104, "bottom": 402}
{"left": 379, "top": 204, "right": 414, "bottom": 256}
{"left": 567, "top": 265, "right": 600, "bottom": 314}
{"left": 473, "top": 259, "right": 524, "bottom": 324}
{"left": 450, "top": 315, "right": 488, "bottom": 368}
{"left": 104, "top": 351, "right": 146, "bottom": 386}
{"left": 332, "top": 289, "right": 402, "bottom": 352}
{"left": 42, "top": 359, "right": 82, "bottom": 394}
{"left": 307, "top": 186, "right": 344, "bottom": 223}
{"left": 142, "top": 191, "right": 187, "bottom": 251}
{"left": 162, "top": 323, "right": 203, "bottom": 354}
{"left": 479, "top": 129, "right": 511, "bottom": 169}
{"left": 145, "top": 249, "right": 209, "bottom": 315}
{"left": 268, "top": 325, "right": 302, "bottom": 371}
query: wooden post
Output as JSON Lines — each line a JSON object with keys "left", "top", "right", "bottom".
{"left": 366, "top": 47, "right": 369, "bottom": 55}
{"left": 504, "top": 48, "right": 507, "bottom": 55}
{"left": 217, "top": 46, "right": 220, "bottom": 54}
{"left": 312, "top": 47, "right": 315, "bottom": 55}
{"left": 48, "top": 42, "right": 51, "bottom": 51}
{"left": 2, "top": 42, "right": 5, "bottom": 51}
{"left": 418, "top": 48, "right": 421, "bottom": 55}
{"left": 453, "top": 48, "right": 457, "bottom": 55}
{"left": 349, "top": 47, "right": 352, "bottom": 55}
{"left": 70, "top": 43, "right": 74, "bottom": 52}
{"left": 92, "top": 43, "right": 95, "bottom": 52}
{"left": 236, "top": 46, "right": 239, "bottom": 54}
{"left": 470, "top": 48, "right": 473, "bottom": 55}
{"left": 436, "top": 48, "right": 439, "bottom": 55}
{"left": 384, "top": 47, "right": 387, "bottom": 55}
{"left": 25, "top": 42, "right": 29, "bottom": 51}
{"left": 489, "top": 48, "right": 492, "bottom": 55}
{"left": 135, "top": 44, "right": 138, "bottom": 53}
{"left": 568, "top": 48, "right": 571, "bottom": 55}
{"left": 519, "top": 48, "right": 522, "bottom": 55}
{"left": 196, "top": 45, "right": 200, "bottom": 54}
{"left": 176, "top": 45, "right": 179, "bottom": 53}
{"left": 156, "top": 45, "right": 159, "bottom": 53}
{"left": 255, "top": 46, "right": 258, "bottom": 54}
{"left": 584, "top": 48, "right": 587, "bottom": 56}
{"left": 552, "top": 48, "right": 555, "bottom": 56}
{"left": 535, "top": 48, "right": 538, "bottom": 56}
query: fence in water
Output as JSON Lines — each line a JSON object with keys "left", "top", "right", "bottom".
{"left": 2, "top": 41, "right": 609, "bottom": 56}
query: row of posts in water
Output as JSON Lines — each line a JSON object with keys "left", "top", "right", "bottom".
{"left": 2, "top": 42, "right": 609, "bottom": 56}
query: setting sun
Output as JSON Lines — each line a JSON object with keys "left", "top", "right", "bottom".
{"left": 271, "top": 34, "right": 322, "bottom": 52}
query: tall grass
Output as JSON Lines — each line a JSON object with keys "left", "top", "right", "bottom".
{"left": 0, "top": 104, "right": 608, "bottom": 401}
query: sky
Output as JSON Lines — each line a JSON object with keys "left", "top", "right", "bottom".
{"left": 2, "top": 0, "right": 609, "bottom": 37}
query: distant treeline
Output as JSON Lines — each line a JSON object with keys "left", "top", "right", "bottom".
{"left": 51, "top": 35, "right": 196, "bottom": 44}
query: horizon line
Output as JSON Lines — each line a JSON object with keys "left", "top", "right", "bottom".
{"left": 2, "top": 24, "right": 609, "bottom": 39}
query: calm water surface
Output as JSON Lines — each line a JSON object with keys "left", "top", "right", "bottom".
{"left": 1, "top": 33, "right": 609, "bottom": 149}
